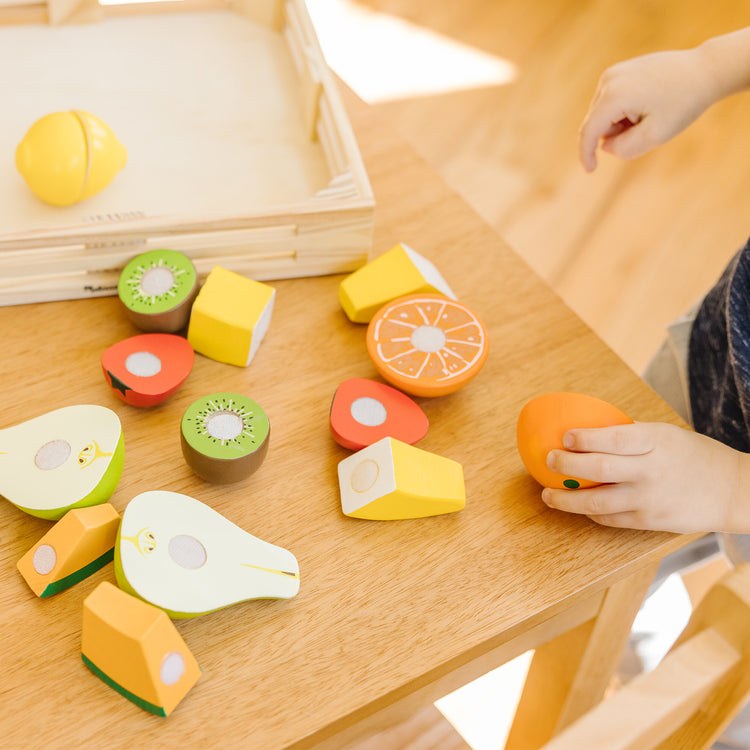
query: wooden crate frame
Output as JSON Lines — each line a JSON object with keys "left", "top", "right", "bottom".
{"left": 0, "top": 0, "right": 374, "bottom": 305}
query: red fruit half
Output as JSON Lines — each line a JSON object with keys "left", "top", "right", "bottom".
{"left": 330, "top": 378, "right": 429, "bottom": 450}
{"left": 102, "top": 333, "right": 194, "bottom": 408}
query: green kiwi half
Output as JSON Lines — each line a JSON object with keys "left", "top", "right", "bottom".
{"left": 118, "top": 249, "right": 198, "bottom": 333}
{"left": 180, "top": 392, "right": 270, "bottom": 484}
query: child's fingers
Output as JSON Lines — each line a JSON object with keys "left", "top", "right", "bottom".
{"left": 578, "top": 86, "right": 642, "bottom": 170}
{"left": 546, "top": 448, "right": 643, "bottom": 485}
{"left": 578, "top": 107, "right": 611, "bottom": 171}
{"left": 600, "top": 116, "right": 657, "bottom": 160}
{"left": 563, "top": 423, "right": 654, "bottom": 456}
{"left": 542, "top": 484, "right": 635, "bottom": 517}
{"left": 586, "top": 511, "right": 650, "bottom": 529}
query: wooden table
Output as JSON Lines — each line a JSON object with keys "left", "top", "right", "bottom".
{"left": 0, "top": 89, "right": 699, "bottom": 750}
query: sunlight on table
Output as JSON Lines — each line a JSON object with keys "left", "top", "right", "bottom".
{"left": 306, "top": 0, "right": 517, "bottom": 103}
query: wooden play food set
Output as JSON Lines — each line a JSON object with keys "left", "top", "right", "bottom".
{"left": 0, "top": 0, "right": 373, "bottom": 306}
{"left": 0, "top": 236, "right": 488, "bottom": 715}
{"left": 516, "top": 391, "right": 634, "bottom": 489}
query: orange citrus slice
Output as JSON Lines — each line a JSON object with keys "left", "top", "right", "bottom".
{"left": 366, "top": 294, "right": 489, "bottom": 397}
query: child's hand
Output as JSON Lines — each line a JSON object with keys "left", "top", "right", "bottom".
{"left": 578, "top": 48, "right": 717, "bottom": 171}
{"left": 542, "top": 422, "right": 750, "bottom": 534}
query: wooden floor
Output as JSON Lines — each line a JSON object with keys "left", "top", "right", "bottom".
{"left": 316, "top": 0, "right": 750, "bottom": 375}
{"left": 308, "top": 1, "right": 750, "bottom": 748}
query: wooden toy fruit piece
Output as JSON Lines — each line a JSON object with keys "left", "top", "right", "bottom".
{"left": 0, "top": 405, "right": 124, "bottom": 520}
{"left": 117, "top": 249, "right": 199, "bottom": 333}
{"left": 339, "top": 243, "right": 456, "bottom": 323}
{"left": 17, "top": 503, "right": 121, "bottom": 598}
{"left": 181, "top": 392, "right": 270, "bottom": 484}
{"left": 516, "top": 392, "right": 634, "bottom": 490}
{"left": 114, "top": 490, "right": 300, "bottom": 618}
{"left": 366, "top": 293, "right": 489, "bottom": 397}
{"left": 15, "top": 110, "right": 126, "bottom": 207}
{"left": 187, "top": 265, "right": 275, "bottom": 367}
{"left": 102, "top": 333, "right": 194, "bottom": 408}
{"left": 330, "top": 377, "right": 429, "bottom": 450}
{"left": 338, "top": 436, "right": 465, "bottom": 520}
{"left": 82, "top": 581, "right": 201, "bottom": 716}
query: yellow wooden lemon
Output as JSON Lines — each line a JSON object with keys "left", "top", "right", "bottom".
{"left": 15, "top": 110, "right": 127, "bottom": 206}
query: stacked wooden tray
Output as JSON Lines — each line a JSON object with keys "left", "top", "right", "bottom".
{"left": 0, "top": 0, "right": 374, "bottom": 305}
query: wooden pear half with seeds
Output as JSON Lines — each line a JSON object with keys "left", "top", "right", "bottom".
{"left": 115, "top": 490, "right": 300, "bottom": 618}
{"left": 0, "top": 405, "right": 124, "bottom": 520}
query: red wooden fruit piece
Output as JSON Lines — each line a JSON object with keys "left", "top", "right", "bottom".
{"left": 330, "top": 378, "right": 429, "bottom": 451}
{"left": 102, "top": 334, "right": 194, "bottom": 408}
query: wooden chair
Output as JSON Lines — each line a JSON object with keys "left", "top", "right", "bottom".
{"left": 542, "top": 562, "right": 750, "bottom": 750}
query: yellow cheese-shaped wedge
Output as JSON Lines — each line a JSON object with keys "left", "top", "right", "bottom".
{"left": 338, "top": 436, "right": 465, "bottom": 519}
{"left": 82, "top": 582, "right": 201, "bottom": 716}
{"left": 339, "top": 243, "right": 456, "bottom": 323}
{"left": 17, "top": 503, "right": 121, "bottom": 597}
{"left": 187, "top": 266, "right": 275, "bottom": 367}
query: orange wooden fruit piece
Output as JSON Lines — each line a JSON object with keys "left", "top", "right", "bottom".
{"left": 330, "top": 378, "right": 429, "bottom": 450}
{"left": 366, "top": 294, "right": 489, "bottom": 397}
{"left": 516, "top": 392, "right": 633, "bottom": 489}
{"left": 102, "top": 333, "right": 194, "bottom": 408}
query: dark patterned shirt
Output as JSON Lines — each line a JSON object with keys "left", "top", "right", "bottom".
{"left": 689, "top": 238, "right": 750, "bottom": 451}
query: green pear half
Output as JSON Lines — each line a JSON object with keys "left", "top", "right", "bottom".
{"left": 0, "top": 404, "right": 124, "bottom": 520}
{"left": 115, "top": 490, "right": 300, "bottom": 618}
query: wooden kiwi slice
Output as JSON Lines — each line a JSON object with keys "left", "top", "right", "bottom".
{"left": 118, "top": 249, "right": 198, "bottom": 333}
{"left": 180, "top": 393, "right": 270, "bottom": 484}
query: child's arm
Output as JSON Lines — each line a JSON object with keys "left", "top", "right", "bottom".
{"left": 542, "top": 422, "right": 750, "bottom": 534}
{"left": 579, "top": 27, "right": 750, "bottom": 172}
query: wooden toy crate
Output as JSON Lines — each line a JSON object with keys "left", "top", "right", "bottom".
{"left": 0, "top": 0, "right": 374, "bottom": 305}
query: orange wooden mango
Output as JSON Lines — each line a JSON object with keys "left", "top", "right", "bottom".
{"left": 516, "top": 392, "right": 633, "bottom": 489}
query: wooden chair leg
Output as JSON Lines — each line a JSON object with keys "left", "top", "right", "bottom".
{"left": 680, "top": 554, "right": 732, "bottom": 608}
{"left": 505, "top": 562, "right": 660, "bottom": 749}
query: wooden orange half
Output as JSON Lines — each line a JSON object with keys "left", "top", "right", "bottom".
{"left": 366, "top": 294, "right": 489, "bottom": 397}
{"left": 330, "top": 378, "right": 429, "bottom": 450}
{"left": 516, "top": 392, "right": 633, "bottom": 489}
{"left": 102, "top": 333, "right": 194, "bottom": 408}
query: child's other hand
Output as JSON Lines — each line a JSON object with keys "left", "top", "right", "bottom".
{"left": 542, "top": 422, "right": 750, "bottom": 534}
{"left": 578, "top": 48, "right": 717, "bottom": 172}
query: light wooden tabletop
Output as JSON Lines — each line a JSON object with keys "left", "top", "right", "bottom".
{"left": 0, "top": 88, "right": 698, "bottom": 749}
